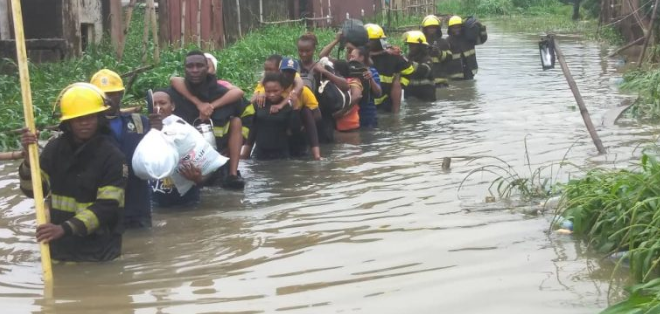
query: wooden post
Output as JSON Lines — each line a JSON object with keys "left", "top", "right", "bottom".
{"left": 109, "top": 0, "right": 123, "bottom": 58}
{"left": 157, "top": 0, "right": 170, "bottom": 48}
{"left": 118, "top": 0, "right": 138, "bottom": 62}
{"left": 607, "top": 36, "right": 644, "bottom": 57}
{"left": 236, "top": 0, "right": 242, "bottom": 38}
{"left": 147, "top": 0, "right": 159, "bottom": 64}
{"left": 9, "top": 0, "right": 53, "bottom": 284}
{"left": 551, "top": 35, "right": 606, "bottom": 154}
{"left": 637, "top": 0, "right": 660, "bottom": 67}
{"left": 211, "top": 0, "right": 224, "bottom": 48}
{"left": 0, "top": 0, "right": 10, "bottom": 40}
{"left": 62, "top": 0, "right": 82, "bottom": 58}
{"left": 142, "top": 1, "right": 150, "bottom": 63}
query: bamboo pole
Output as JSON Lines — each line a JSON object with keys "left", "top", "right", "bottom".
{"left": 637, "top": 0, "right": 660, "bottom": 67}
{"left": 9, "top": 0, "right": 53, "bottom": 283}
{"left": 551, "top": 35, "right": 606, "bottom": 154}
{"left": 141, "top": 1, "right": 150, "bottom": 64}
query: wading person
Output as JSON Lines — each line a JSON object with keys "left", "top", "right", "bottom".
{"left": 90, "top": 69, "right": 151, "bottom": 229}
{"left": 168, "top": 50, "right": 246, "bottom": 190}
{"left": 446, "top": 15, "right": 488, "bottom": 81}
{"left": 403, "top": 31, "right": 435, "bottom": 102}
{"left": 421, "top": 15, "right": 452, "bottom": 88}
{"left": 242, "top": 73, "right": 297, "bottom": 160}
{"left": 364, "top": 23, "right": 415, "bottom": 113}
{"left": 149, "top": 90, "right": 204, "bottom": 207}
{"left": 19, "top": 83, "right": 127, "bottom": 262}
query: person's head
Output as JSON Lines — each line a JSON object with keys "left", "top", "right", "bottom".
{"left": 333, "top": 60, "right": 349, "bottom": 78}
{"left": 204, "top": 53, "right": 218, "bottom": 75}
{"left": 349, "top": 46, "right": 370, "bottom": 65}
{"left": 421, "top": 15, "right": 442, "bottom": 38}
{"left": 448, "top": 15, "right": 463, "bottom": 36}
{"left": 90, "top": 69, "right": 124, "bottom": 115}
{"left": 279, "top": 58, "right": 300, "bottom": 88}
{"left": 364, "top": 24, "right": 386, "bottom": 52}
{"left": 57, "top": 83, "right": 110, "bottom": 142}
{"left": 264, "top": 54, "right": 283, "bottom": 73}
{"left": 404, "top": 30, "right": 429, "bottom": 57}
{"left": 153, "top": 89, "right": 176, "bottom": 117}
{"left": 185, "top": 50, "right": 209, "bottom": 85}
{"left": 297, "top": 33, "right": 318, "bottom": 64}
{"left": 262, "top": 72, "right": 285, "bottom": 104}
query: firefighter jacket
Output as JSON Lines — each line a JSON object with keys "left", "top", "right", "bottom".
{"left": 19, "top": 132, "right": 127, "bottom": 262}
{"left": 371, "top": 51, "right": 415, "bottom": 112}
{"left": 405, "top": 54, "right": 436, "bottom": 101}
{"left": 428, "top": 36, "right": 452, "bottom": 86}
{"left": 446, "top": 25, "right": 488, "bottom": 80}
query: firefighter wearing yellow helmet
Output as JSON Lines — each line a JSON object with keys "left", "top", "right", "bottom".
{"left": 91, "top": 69, "right": 152, "bottom": 229}
{"left": 446, "top": 15, "right": 488, "bottom": 80}
{"left": 364, "top": 23, "right": 415, "bottom": 113}
{"left": 18, "top": 82, "right": 127, "bottom": 262}
{"left": 403, "top": 31, "right": 435, "bottom": 101}
{"left": 421, "top": 15, "right": 452, "bottom": 87}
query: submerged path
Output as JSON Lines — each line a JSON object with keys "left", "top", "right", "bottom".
{"left": 0, "top": 22, "right": 653, "bottom": 313}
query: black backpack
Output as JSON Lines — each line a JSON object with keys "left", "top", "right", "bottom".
{"left": 462, "top": 16, "right": 482, "bottom": 43}
{"left": 317, "top": 74, "right": 351, "bottom": 116}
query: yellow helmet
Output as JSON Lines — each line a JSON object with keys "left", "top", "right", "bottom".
{"left": 403, "top": 30, "right": 428, "bottom": 45}
{"left": 448, "top": 15, "right": 463, "bottom": 27}
{"left": 90, "top": 69, "right": 125, "bottom": 93}
{"left": 364, "top": 23, "right": 386, "bottom": 40}
{"left": 56, "top": 83, "right": 109, "bottom": 121}
{"left": 421, "top": 15, "right": 440, "bottom": 28}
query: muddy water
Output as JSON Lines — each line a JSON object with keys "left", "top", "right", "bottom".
{"left": 0, "top": 23, "right": 651, "bottom": 314}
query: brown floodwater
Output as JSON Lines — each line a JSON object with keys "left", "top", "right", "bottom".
{"left": 0, "top": 22, "right": 650, "bottom": 313}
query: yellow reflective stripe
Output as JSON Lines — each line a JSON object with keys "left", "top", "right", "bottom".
{"left": 375, "top": 95, "right": 388, "bottom": 105}
{"left": 241, "top": 104, "right": 255, "bottom": 118}
{"left": 213, "top": 122, "right": 231, "bottom": 137}
{"left": 241, "top": 126, "right": 250, "bottom": 140}
{"left": 431, "top": 57, "right": 440, "bottom": 63}
{"left": 452, "top": 53, "right": 462, "bottom": 60}
{"left": 380, "top": 75, "right": 393, "bottom": 84}
{"left": 449, "top": 73, "right": 464, "bottom": 79}
{"left": 400, "top": 77, "right": 410, "bottom": 86}
{"left": 75, "top": 209, "right": 100, "bottom": 233}
{"left": 435, "top": 77, "right": 448, "bottom": 84}
{"left": 464, "top": 49, "right": 475, "bottom": 57}
{"left": 51, "top": 194, "right": 93, "bottom": 213}
{"left": 97, "top": 186, "right": 125, "bottom": 208}
{"left": 400, "top": 65, "right": 415, "bottom": 76}
{"left": 408, "top": 79, "right": 434, "bottom": 86}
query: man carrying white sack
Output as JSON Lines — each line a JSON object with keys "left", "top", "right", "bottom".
{"left": 141, "top": 89, "right": 228, "bottom": 207}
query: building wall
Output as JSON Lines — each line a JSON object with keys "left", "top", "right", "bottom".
{"left": 80, "top": 0, "right": 103, "bottom": 45}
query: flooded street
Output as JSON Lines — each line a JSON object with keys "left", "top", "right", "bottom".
{"left": 0, "top": 22, "right": 654, "bottom": 313}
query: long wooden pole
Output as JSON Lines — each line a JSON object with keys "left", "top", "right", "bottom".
{"left": 607, "top": 36, "right": 644, "bottom": 58}
{"left": 147, "top": 0, "right": 160, "bottom": 64}
{"left": 118, "top": 0, "right": 138, "bottom": 62}
{"left": 552, "top": 35, "right": 606, "bottom": 154}
{"left": 637, "top": 0, "right": 660, "bottom": 66}
{"left": 9, "top": 0, "right": 53, "bottom": 283}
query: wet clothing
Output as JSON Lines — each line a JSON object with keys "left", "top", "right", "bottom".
{"left": 446, "top": 25, "right": 487, "bottom": 80}
{"left": 19, "top": 132, "right": 126, "bottom": 262}
{"left": 169, "top": 75, "right": 251, "bottom": 151}
{"left": 427, "top": 35, "right": 452, "bottom": 86}
{"left": 371, "top": 51, "right": 415, "bottom": 112}
{"left": 405, "top": 54, "right": 436, "bottom": 101}
{"left": 248, "top": 100, "right": 295, "bottom": 160}
{"left": 150, "top": 177, "right": 200, "bottom": 208}
{"left": 108, "top": 113, "right": 151, "bottom": 229}
{"left": 336, "top": 78, "right": 362, "bottom": 132}
{"left": 359, "top": 67, "right": 380, "bottom": 129}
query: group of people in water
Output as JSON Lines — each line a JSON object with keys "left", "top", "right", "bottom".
{"left": 18, "top": 15, "right": 487, "bottom": 262}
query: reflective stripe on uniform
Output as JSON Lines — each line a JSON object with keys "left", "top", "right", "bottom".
{"left": 96, "top": 185, "right": 125, "bottom": 208}
{"left": 449, "top": 73, "right": 465, "bottom": 79}
{"left": 75, "top": 209, "right": 100, "bottom": 233}
{"left": 431, "top": 57, "right": 440, "bottom": 63}
{"left": 130, "top": 113, "right": 144, "bottom": 134}
{"left": 241, "top": 104, "right": 255, "bottom": 118}
{"left": 400, "top": 77, "right": 410, "bottom": 86}
{"left": 241, "top": 126, "right": 249, "bottom": 140}
{"left": 452, "top": 49, "right": 476, "bottom": 60}
{"left": 375, "top": 94, "right": 388, "bottom": 105}
{"left": 213, "top": 122, "right": 231, "bottom": 137}
{"left": 380, "top": 75, "right": 394, "bottom": 84}
{"left": 51, "top": 194, "right": 93, "bottom": 213}
{"left": 434, "top": 77, "right": 448, "bottom": 84}
{"left": 400, "top": 65, "right": 415, "bottom": 76}
{"left": 408, "top": 79, "right": 434, "bottom": 86}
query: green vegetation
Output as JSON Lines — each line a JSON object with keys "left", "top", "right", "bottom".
{"left": 556, "top": 152, "right": 660, "bottom": 313}
{"left": 0, "top": 9, "right": 334, "bottom": 150}
{"left": 621, "top": 69, "right": 660, "bottom": 121}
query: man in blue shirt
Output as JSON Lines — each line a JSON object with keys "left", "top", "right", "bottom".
{"left": 91, "top": 69, "right": 152, "bottom": 228}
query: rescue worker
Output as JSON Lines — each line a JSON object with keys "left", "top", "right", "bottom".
{"left": 364, "top": 23, "right": 415, "bottom": 113}
{"left": 19, "top": 83, "right": 126, "bottom": 262}
{"left": 446, "top": 15, "right": 488, "bottom": 80}
{"left": 421, "top": 15, "right": 452, "bottom": 87}
{"left": 90, "top": 69, "right": 151, "bottom": 229}
{"left": 167, "top": 50, "right": 246, "bottom": 189}
{"left": 403, "top": 31, "right": 435, "bottom": 102}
